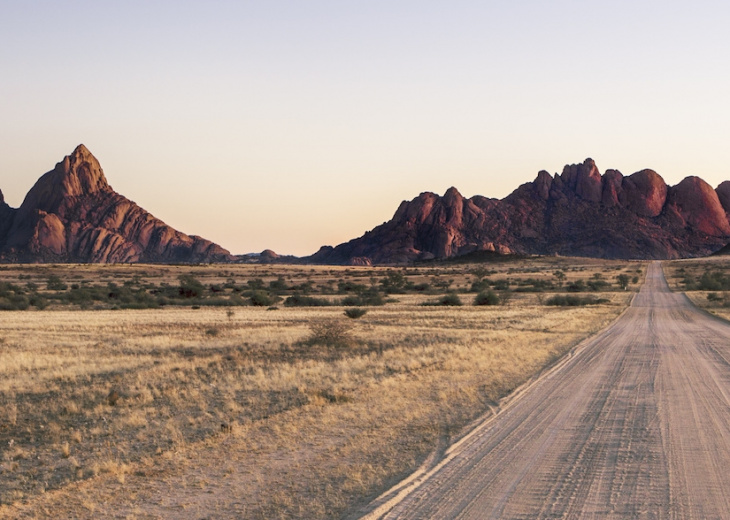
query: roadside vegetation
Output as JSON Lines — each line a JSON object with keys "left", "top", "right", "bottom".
{"left": 0, "top": 259, "right": 642, "bottom": 312}
{"left": 665, "top": 258, "right": 730, "bottom": 318}
{"left": 0, "top": 257, "right": 641, "bottom": 519}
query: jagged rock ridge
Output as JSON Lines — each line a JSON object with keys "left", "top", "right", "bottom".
{"left": 310, "top": 158, "right": 730, "bottom": 264}
{"left": 0, "top": 145, "right": 232, "bottom": 263}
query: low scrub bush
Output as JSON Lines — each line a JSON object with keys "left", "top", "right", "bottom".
{"left": 284, "top": 295, "right": 333, "bottom": 307}
{"left": 545, "top": 295, "right": 609, "bottom": 306}
{"left": 306, "top": 319, "right": 354, "bottom": 348}
{"left": 249, "top": 291, "right": 277, "bottom": 307}
{"left": 474, "top": 290, "right": 500, "bottom": 306}
{"left": 46, "top": 275, "right": 68, "bottom": 291}
{"left": 344, "top": 308, "right": 368, "bottom": 319}
{"left": 567, "top": 280, "right": 587, "bottom": 292}
{"left": 698, "top": 270, "right": 730, "bottom": 291}
{"left": 707, "top": 292, "right": 723, "bottom": 302}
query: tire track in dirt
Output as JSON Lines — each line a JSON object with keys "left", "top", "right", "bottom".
{"left": 366, "top": 262, "right": 730, "bottom": 519}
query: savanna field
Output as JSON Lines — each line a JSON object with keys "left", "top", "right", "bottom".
{"left": 0, "top": 257, "right": 644, "bottom": 519}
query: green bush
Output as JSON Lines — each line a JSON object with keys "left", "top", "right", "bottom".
{"left": 474, "top": 290, "right": 500, "bottom": 306}
{"left": 344, "top": 308, "right": 368, "bottom": 319}
{"left": 698, "top": 271, "right": 730, "bottom": 291}
{"left": 178, "top": 275, "right": 205, "bottom": 298}
{"left": 46, "top": 275, "right": 67, "bottom": 291}
{"left": 567, "top": 280, "right": 587, "bottom": 292}
{"left": 249, "top": 290, "right": 277, "bottom": 307}
{"left": 0, "top": 294, "right": 29, "bottom": 311}
{"left": 545, "top": 295, "right": 609, "bottom": 306}
{"left": 707, "top": 292, "right": 723, "bottom": 302}
{"left": 284, "top": 295, "right": 332, "bottom": 307}
{"left": 470, "top": 279, "right": 491, "bottom": 293}
{"left": 492, "top": 279, "right": 510, "bottom": 291}
{"left": 616, "top": 274, "right": 631, "bottom": 291}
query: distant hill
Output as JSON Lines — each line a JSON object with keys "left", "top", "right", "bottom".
{"left": 309, "top": 158, "right": 730, "bottom": 264}
{"left": 0, "top": 145, "right": 232, "bottom": 263}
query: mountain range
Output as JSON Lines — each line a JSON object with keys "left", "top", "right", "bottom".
{"left": 310, "top": 158, "right": 730, "bottom": 264}
{"left": 2, "top": 146, "right": 729, "bottom": 264}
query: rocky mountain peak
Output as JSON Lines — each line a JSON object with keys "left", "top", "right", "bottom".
{"left": 55, "top": 143, "right": 110, "bottom": 197}
{"left": 0, "top": 145, "right": 232, "bottom": 263}
{"left": 18, "top": 144, "right": 111, "bottom": 217}
{"left": 667, "top": 176, "right": 730, "bottom": 236}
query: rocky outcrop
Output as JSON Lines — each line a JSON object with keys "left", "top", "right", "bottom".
{"left": 0, "top": 145, "right": 232, "bottom": 263}
{"left": 310, "top": 158, "right": 730, "bottom": 264}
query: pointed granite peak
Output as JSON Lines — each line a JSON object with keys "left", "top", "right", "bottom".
{"left": 56, "top": 144, "right": 109, "bottom": 195}
{"left": 72, "top": 143, "right": 91, "bottom": 155}
{"left": 18, "top": 145, "right": 111, "bottom": 217}
{"left": 443, "top": 186, "right": 463, "bottom": 201}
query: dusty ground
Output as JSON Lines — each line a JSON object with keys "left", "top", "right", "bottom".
{"left": 368, "top": 262, "right": 730, "bottom": 518}
{"left": 0, "top": 258, "right": 637, "bottom": 519}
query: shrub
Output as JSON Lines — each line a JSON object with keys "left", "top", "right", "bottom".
{"left": 306, "top": 319, "right": 353, "bottom": 347}
{"left": 545, "top": 295, "right": 609, "bottom": 306}
{"left": 423, "top": 293, "right": 463, "bottom": 306}
{"left": 707, "top": 292, "right": 723, "bottom": 302}
{"left": 567, "top": 280, "right": 586, "bottom": 292}
{"left": 268, "top": 277, "right": 288, "bottom": 291}
{"left": 474, "top": 290, "right": 500, "bottom": 306}
{"left": 284, "top": 295, "right": 332, "bottom": 307}
{"left": 380, "top": 271, "right": 407, "bottom": 294}
{"left": 250, "top": 291, "right": 277, "bottom": 307}
{"left": 698, "top": 271, "right": 730, "bottom": 291}
{"left": 47, "top": 275, "right": 67, "bottom": 291}
{"left": 247, "top": 278, "right": 266, "bottom": 290}
{"left": 344, "top": 308, "right": 368, "bottom": 319}
{"left": 492, "top": 279, "right": 510, "bottom": 291}
{"left": 178, "top": 275, "right": 204, "bottom": 298}
{"left": 0, "top": 294, "right": 29, "bottom": 311}
{"left": 337, "top": 281, "right": 366, "bottom": 294}
{"left": 470, "top": 279, "right": 491, "bottom": 293}
{"left": 616, "top": 274, "right": 631, "bottom": 291}
{"left": 587, "top": 280, "right": 609, "bottom": 291}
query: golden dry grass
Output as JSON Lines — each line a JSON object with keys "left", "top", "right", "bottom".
{"left": 0, "top": 258, "right": 640, "bottom": 519}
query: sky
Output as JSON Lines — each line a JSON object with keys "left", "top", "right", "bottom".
{"left": 1, "top": 1, "right": 729, "bottom": 256}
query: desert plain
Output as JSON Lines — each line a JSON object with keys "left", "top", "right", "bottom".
{"left": 0, "top": 257, "right": 644, "bottom": 519}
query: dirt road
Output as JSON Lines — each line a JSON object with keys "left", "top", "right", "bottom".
{"left": 368, "top": 262, "right": 730, "bottom": 519}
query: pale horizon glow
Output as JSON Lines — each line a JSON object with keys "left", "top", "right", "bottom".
{"left": 2, "top": 1, "right": 729, "bottom": 256}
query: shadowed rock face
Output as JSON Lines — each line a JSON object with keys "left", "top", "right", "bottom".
{"left": 0, "top": 145, "right": 232, "bottom": 263}
{"left": 310, "top": 158, "right": 730, "bottom": 264}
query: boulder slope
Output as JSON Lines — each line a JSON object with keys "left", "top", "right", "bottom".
{"left": 0, "top": 145, "right": 232, "bottom": 263}
{"left": 310, "top": 158, "right": 730, "bottom": 264}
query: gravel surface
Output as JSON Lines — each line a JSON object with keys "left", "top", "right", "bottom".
{"left": 371, "top": 262, "right": 730, "bottom": 519}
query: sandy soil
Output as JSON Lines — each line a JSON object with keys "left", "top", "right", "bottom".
{"left": 365, "top": 262, "right": 730, "bottom": 519}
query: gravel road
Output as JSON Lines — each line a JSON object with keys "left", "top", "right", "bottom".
{"left": 371, "top": 262, "right": 730, "bottom": 519}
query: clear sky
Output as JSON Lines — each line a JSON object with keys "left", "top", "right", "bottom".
{"left": 1, "top": 1, "right": 729, "bottom": 256}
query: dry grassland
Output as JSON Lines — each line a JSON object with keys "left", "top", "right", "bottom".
{"left": 663, "top": 256, "right": 730, "bottom": 321}
{"left": 0, "top": 258, "right": 639, "bottom": 519}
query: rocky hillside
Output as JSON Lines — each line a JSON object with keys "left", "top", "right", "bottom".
{"left": 0, "top": 145, "right": 232, "bottom": 263}
{"left": 310, "top": 159, "right": 730, "bottom": 264}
